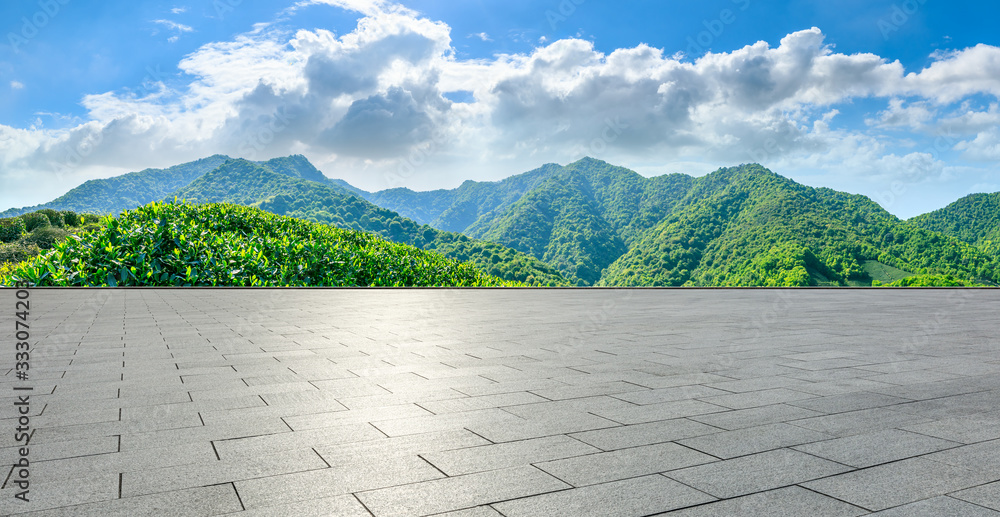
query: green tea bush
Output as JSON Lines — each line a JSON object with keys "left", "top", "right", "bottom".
{"left": 37, "top": 209, "right": 64, "bottom": 227}
{"left": 0, "top": 242, "right": 41, "bottom": 264}
{"left": 20, "top": 213, "right": 50, "bottom": 232}
{"left": 23, "top": 227, "right": 71, "bottom": 249}
{"left": 61, "top": 210, "right": 81, "bottom": 227}
{"left": 2, "top": 201, "right": 514, "bottom": 287}
{"left": 0, "top": 217, "right": 26, "bottom": 243}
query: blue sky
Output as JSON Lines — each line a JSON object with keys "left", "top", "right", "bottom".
{"left": 1, "top": 0, "right": 999, "bottom": 218}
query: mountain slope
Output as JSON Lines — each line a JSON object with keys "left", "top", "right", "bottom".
{"left": 599, "top": 164, "right": 999, "bottom": 286}
{"left": 0, "top": 155, "right": 231, "bottom": 217}
{"left": 171, "top": 159, "right": 571, "bottom": 285}
{"left": 361, "top": 163, "right": 563, "bottom": 230}
{"left": 908, "top": 192, "right": 1000, "bottom": 247}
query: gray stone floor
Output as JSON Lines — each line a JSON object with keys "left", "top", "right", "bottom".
{"left": 1, "top": 288, "right": 999, "bottom": 516}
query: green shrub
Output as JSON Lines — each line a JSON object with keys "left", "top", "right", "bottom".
{"left": 23, "top": 227, "right": 71, "bottom": 250}
{"left": 2, "top": 201, "right": 515, "bottom": 287}
{"left": 61, "top": 210, "right": 81, "bottom": 227}
{"left": 81, "top": 214, "right": 103, "bottom": 224}
{"left": 37, "top": 209, "right": 64, "bottom": 228}
{"left": 0, "top": 217, "right": 26, "bottom": 243}
{"left": 0, "top": 242, "right": 41, "bottom": 264}
{"left": 20, "top": 213, "right": 51, "bottom": 232}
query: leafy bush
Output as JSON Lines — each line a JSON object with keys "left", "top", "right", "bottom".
{"left": 61, "top": 210, "right": 81, "bottom": 227}
{"left": 0, "top": 242, "right": 42, "bottom": 264}
{"left": 81, "top": 214, "right": 103, "bottom": 224}
{"left": 883, "top": 274, "right": 970, "bottom": 287}
{"left": 0, "top": 217, "right": 26, "bottom": 243}
{"left": 1, "top": 201, "right": 515, "bottom": 287}
{"left": 23, "top": 227, "right": 71, "bottom": 249}
{"left": 37, "top": 209, "right": 64, "bottom": 227}
{"left": 20, "top": 213, "right": 50, "bottom": 232}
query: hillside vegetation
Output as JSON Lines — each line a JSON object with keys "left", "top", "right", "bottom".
{"left": 909, "top": 192, "right": 1000, "bottom": 247}
{"left": 0, "top": 202, "right": 512, "bottom": 287}
{"left": 171, "top": 158, "right": 571, "bottom": 286}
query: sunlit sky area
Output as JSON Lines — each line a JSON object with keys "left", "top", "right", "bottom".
{"left": 1, "top": 0, "right": 999, "bottom": 218}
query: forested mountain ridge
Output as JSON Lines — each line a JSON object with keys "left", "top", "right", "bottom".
{"left": 170, "top": 158, "right": 572, "bottom": 286}
{"left": 0, "top": 155, "right": 231, "bottom": 218}
{"left": 908, "top": 192, "right": 1000, "bottom": 248}
{"left": 598, "top": 164, "right": 1000, "bottom": 286}
{"left": 360, "top": 163, "right": 563, "bottom": 231}
{"left": 4, "top": 153, "right": 998, "bottom": 287}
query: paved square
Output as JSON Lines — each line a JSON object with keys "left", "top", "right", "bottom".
{"left": 1, "top": 288, "right": 999, "bottom": 516}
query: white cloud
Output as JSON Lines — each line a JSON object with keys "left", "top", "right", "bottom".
{"left": 171, "top": 7, "right": 187, "bottom": 14}
{"left": 153, "top": 19, "right": 194, "bottom": 33}
{"left": 469, "top": 32, "right": 491, "bottom": 42}
{"left": 10, "top": 81, "right": 24, "bottom": 90}
{"left": 3, "top": 4, "right": 1000, "bottom": 213}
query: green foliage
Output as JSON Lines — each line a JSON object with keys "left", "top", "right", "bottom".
{"left": 0, "top": 242, "right": 41, "bottom": 264}
{"left": 909, "top": 192, "right": 1000, "bottom": 247}
{"left": 1, "top": 201, "right": 514, "bottom": 287}
{"left": 20, "top": 212, "right": 51, "bottom": 232}
{"left": 171, "top": 159, "right": 571, "bottom": 286}
{"left": 23, "top": 227, "right": 71, "bottom": 250}
{"left": 862, "top": 260, "right": 914, "bottom": 284}
{"left": 599, "top": 164, "right": 1000, "bottom": 287}
{"left": 882, "top": 274, "right": 970, "bottom": 287}
{"left": 61, "top": 210, "right": 81, "bottom": 227}
{"left": 0, "top": 217, "right": 26, "bottom": 243}
{"left": 37, "top": 208, "right": 64, "bottom": 227}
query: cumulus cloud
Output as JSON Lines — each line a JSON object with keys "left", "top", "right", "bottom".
{"left": 3, "top": 3, "right": 1000, "bottom": 213}
{"left": 10, "top": 81, "right": 24, "bottom": 90}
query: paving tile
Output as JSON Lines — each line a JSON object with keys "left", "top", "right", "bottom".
{"left": 793, "top": 429, "right": 961, "bottom": 468}
{"left": 901, "top": 412, "right": 1000, "bottom": 443}
{"left": 802, "top": 457, "right": 994, "bottom": 511}
{"left": 688, "top": 403, "right": 824, "bottom": 430}
{"left": 697, "top": 388, "right": 818, "bottom": 410}
{"left": 791, "top": 408, "right": 934, "bottom": 437}
{"left": 493, "top": 474, "right": 715, "bottom": 517}
{"left": 535, "top": 442, "right": 717, "bottom": 486}
{"left": 356, "top": 465, "right": 569, "bottom": 517}
{"left": 236, "top": 454, "right": 443, "bottom": 509}
{"left": 590, "top": 399, "right": 727, "bottom": 425}
{"left": 5, "top": 484, "right": 243, "bottom": 517}
{"left": 666, "top": 448, "right": 852, "bottom": 499}
{"left": 569, "top": 418, "right": 721, "bottom": 450}
{"left": 663, "top": 486, "right": 867, "bottom": 517}
{"left": 867, "top": 496, "right": 1000, "bottom": 516}
{"left": 677, "top": 422, "right": 833, "bottom": 459}
{"left": 8, "top": 289, "right": 1000, "bottom": 516}
{"left": 952, "top": 481, "right": 1000, "bottom": 511}
{"left": 225, "top": 494, "right": 371, "bottom": 517}
{"left": 423, "top": 435, "right": 600, "bottom": 476}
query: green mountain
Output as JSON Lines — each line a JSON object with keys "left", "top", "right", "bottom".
{"left": 908, "top": 193, "right": 1000, "bottom": 247}
{"left": 598, "top": 164, "right": 999, "bottom": 286}
{"left": 1, "top": 201, "right": 510, "bottom": 287}
{"left": 0, "top": 155, "right": 231, "bottom": 218}
{"left": 360, "top": 163, "right": 563, "bottom": 231}
{"left": 171, "top": 159, "right": 571, "bottom": 286}
{"left": 356, "top": 158, "right": 998, "bottom": 287}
